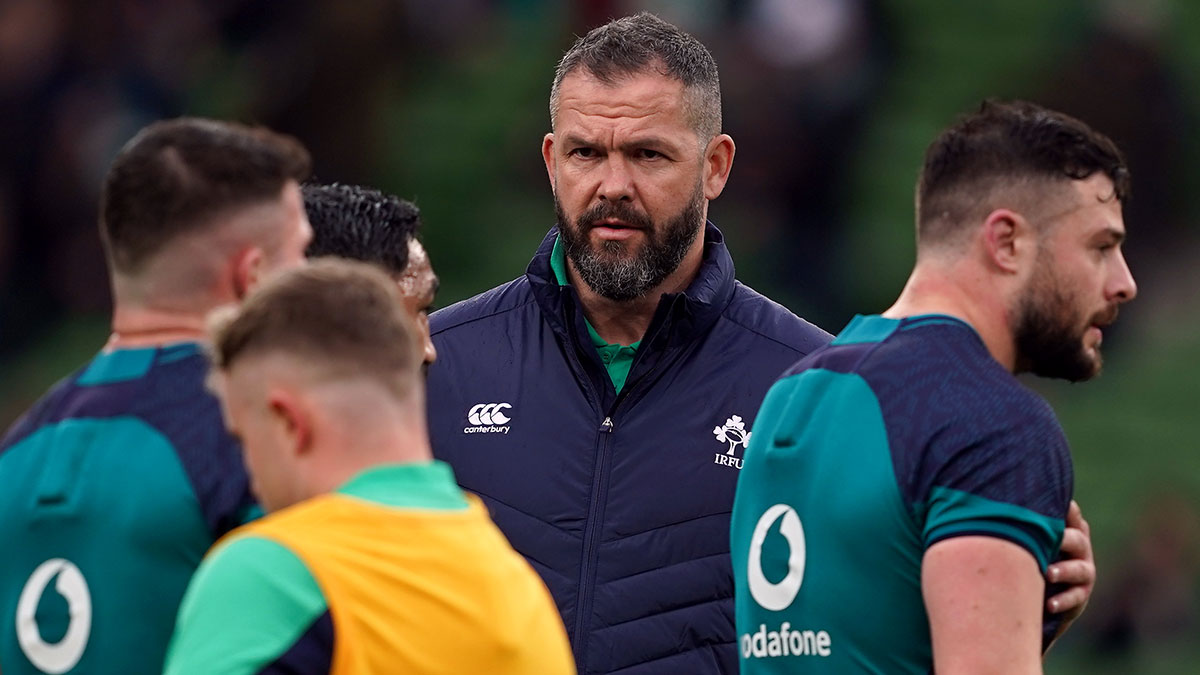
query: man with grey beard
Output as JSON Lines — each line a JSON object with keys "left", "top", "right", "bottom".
{"left": 424, "top": 13, "right": 1095, "bottom": 675}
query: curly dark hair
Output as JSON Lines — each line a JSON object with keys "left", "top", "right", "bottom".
{"left": 302, "top": 182, "right": 421, "bottom": 276}
{"left": 917, "top": 100, "right": 1130, "bottom": 243}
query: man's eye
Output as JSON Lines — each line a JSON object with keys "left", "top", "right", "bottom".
{"left": 570, "top": 147, "right": 597, "bottom": 159}
{"left": 638, "top": 149, "right": 663, "bottom": 160}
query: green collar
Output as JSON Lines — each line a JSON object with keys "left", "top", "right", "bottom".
{"left": 547, "top": 233, "right": 572, "bottom": 288}
{"left": 336, "top": 461, "right": 469, "bottom": 511}
{"left": 550, "top": 235, "right": 641, "bottom": 393}
{"left": 831, "top": 313, "right": 978, "bottom": 346}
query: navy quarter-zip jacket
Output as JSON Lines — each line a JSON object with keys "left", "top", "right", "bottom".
{"left": 427, "top": 224, "right": 831, "bottom": 674}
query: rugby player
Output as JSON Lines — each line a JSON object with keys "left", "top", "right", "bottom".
{"left": 301, "top": 182, "right": 438, "bottom": 366}
{"left": 163, "top": 260, "right": 574, "bottom": 674}
{"left": 0, "top": 118, "right": 311, "bottom": 674}
{"left": 731, "top": 100, "right": 1134, "bottom": 673}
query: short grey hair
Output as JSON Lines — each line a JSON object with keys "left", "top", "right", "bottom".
{"left": 549, "top": 12, "right": 722, "bottom": 141}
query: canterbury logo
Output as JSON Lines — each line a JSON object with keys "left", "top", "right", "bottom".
{"left": 469, "top": 403, "right": 512, "bottom": 425}
{"left": 463, "top": 403, "right": 513, "bottom": 435}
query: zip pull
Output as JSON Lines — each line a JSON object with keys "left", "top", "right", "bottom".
{"left": 600, "top": 417, "right": 614, "bottom": 433}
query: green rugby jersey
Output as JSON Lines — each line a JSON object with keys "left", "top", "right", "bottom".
{"left": 0, "top": 344, "right": 257, "bottom": 674}
{"left": 731, "top": 315, "right": 1071, "bottom": 673}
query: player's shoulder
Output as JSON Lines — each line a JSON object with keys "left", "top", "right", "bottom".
{"left": 0, "top": 344, "right": 204, "bottom": 449}
{"left": 132, "top": 346, "right": 220, "bottom": 416}
{"left": 876, "top": 317, "right": 1056, "bottom": 421}
{"left": 0, "top": 366, "right": 88, "bottom": 451}
{"left": 205, "top": 533, "right": 307, "bottom": 577}
{"left": 721, "top": 281, "right": 832, "bottom": 357}
{"left": 430, "top": 276, "right": 536, "bottom": 336}
{"left": 190, "top": 533, "right": 325, "bottom": 618}
{"left": 790, "top": 315, "right": 1060, "bottom": 432}
{"left": 166, "top": 534, "right": 328, "bottom": 675}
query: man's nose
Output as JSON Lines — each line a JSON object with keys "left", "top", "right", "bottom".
{"left": 597, "top": 156, "right": 633, "bottom": 203}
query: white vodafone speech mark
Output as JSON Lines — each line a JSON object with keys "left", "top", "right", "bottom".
{"left": 747, "top": 504, "right": 806, "bottom": 611}
{"left": 16, "top": 559, "right": 92, "bottom": 674}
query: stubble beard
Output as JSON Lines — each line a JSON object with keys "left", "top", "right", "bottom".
{"left": 555, "top": 187, "right": 704, "bottom": 302}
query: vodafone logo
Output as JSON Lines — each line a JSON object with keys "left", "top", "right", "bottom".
{"left": 747, "top": 504, "right": 806, "bottom": 611}
{"left": 740, "top": 505, "right": 835, "bottom": 661}
{"left": 463, "top": 403, "right": 513, "bottom": 434}
{"left": 17, "top": 559, "right": 92, "bottom": 673}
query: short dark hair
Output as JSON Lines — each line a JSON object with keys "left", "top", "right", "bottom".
{"left": 208, "top": 259, "right": 422, "bottom": 398}
{"left": 302, "top": 183, "right": 421, "bottom": 276}
{"left": 100, "top": 118, "right": 311, "bottom": 274}
{"left": 550, "top": 12, "right": 721, "bottom": 139}
{"left": 917, "top": 100, "right": 1131, "bottom": 244}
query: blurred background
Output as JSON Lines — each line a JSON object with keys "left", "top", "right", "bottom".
{"left": 1, "top": 0, "right": 1197, "bottom": 671}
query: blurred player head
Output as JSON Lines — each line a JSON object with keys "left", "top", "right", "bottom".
{"left": 101, "top": 118, "right": 312, "bottom": 325}
{"left": 207, "top": 259, "right": 428, "bottom": 512}
{"left": 915, "top": 100, "right": 1137, "bottom": 380}
{"left": 302, "top": 182, "right": 438, "bottom": 365}
{"left": 542, "top": 12, "right": 735, "bottom": 302}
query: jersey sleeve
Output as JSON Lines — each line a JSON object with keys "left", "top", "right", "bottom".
{"left": 163, "top": 535, "right": 333, "bottom": 675}
{"left": 917, "top": 401, "right": 1072, "bottom": 572}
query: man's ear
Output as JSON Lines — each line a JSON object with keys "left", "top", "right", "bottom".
{"left": 981, "top": 208, "right": 1035, "bottom": 274}
{"left": 703, "top": 133, "right": 736, "bottom": 201}
{"left": 267, "top": 388, "right": 312, "bottom": 458}
{"left": 232, "top": 246, "right": 265, "bottom": 299}
{"left": 542, "top": 133, "right": 557, "bottom": 193}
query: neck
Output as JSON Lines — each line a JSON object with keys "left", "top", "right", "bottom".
{"left": 107, "top": 303, "right": 212, "bottom": 349}
{"left": 107, "top": 268, "right": 237, "bottom": 349}
{"left": 305, "top": 405, "right": 434, "bottom": 498}
{"left": 882, "top": 261, "right": 1018, "bottom": 371}
{"left": 568, "top": 230, "right": 706, "bottom": 346}
{"left": 308, "top": 448, "right": 434, "bottom": 500}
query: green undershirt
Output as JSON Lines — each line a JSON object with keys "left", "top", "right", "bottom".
{"left": 550, "top": 236, "right": 640, "bottom": 394}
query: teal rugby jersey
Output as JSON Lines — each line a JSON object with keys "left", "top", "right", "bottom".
{"left": 0, "top": 343, "right": 257, "bottom": 674}
{"left": 731, "top": 314, "right": 1071, "bottom": 673}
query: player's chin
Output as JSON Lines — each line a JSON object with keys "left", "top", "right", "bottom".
{"left": 591, "top": 239, "right": 640, "bottom": 258}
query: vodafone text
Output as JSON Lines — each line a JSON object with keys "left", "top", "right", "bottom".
{"left": 741, "top": 622, "right": 832, "bottom": 660}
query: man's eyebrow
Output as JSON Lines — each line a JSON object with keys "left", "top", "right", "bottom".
{"left": 561, "top": 133, "right": 596, "bottom": 148}
{"left": 618, "top": 136, "right": 678, "bottom": 152}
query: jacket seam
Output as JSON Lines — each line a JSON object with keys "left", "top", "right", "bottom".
{"left": 471, "top": 488, "right": 573, "bottom": 532}
{"left": 597, "top": 550, "right": 731, "bottom": 586}
{"left": 718, "top": 312, "right": 813, "bottom": 355}
{"left": 430, "top": 292, "right": 537, "bottom": 336}
{"left": 470, "top": 493, "right": 575, "bottom": 582}
{"left": 604, "top": 639, "right": 736, "bottom": 674}
{"left": 596, "top": 594, "right": 734, "bottom": 632}
{"left": 602, "top": 510, "right": 732, "bottom": 543}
